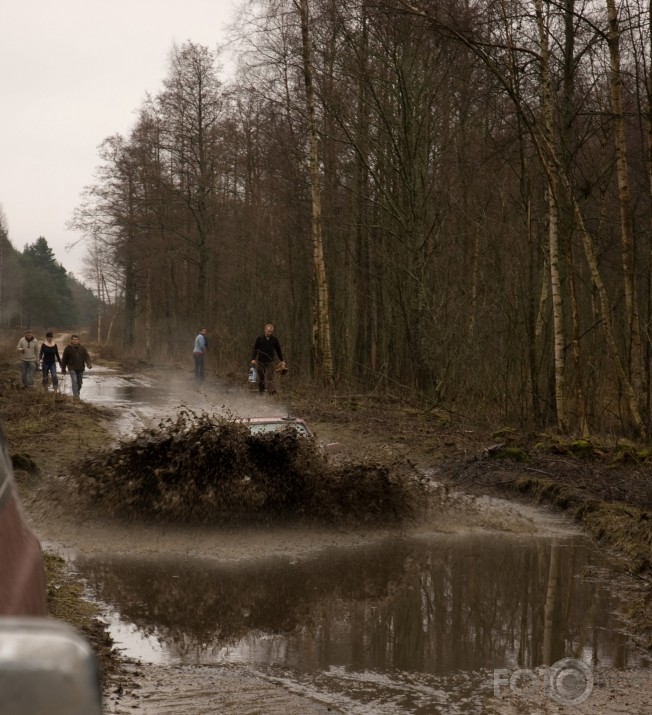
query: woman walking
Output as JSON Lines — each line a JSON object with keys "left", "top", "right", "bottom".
{"left": 39, "top": 332, "right": 61, "bottom": 391}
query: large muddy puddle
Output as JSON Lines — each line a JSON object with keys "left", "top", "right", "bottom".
{"left": 76, "top": 533, "right": 643, "bottom": 714}
{"left": 71, "top": 367, "right": 648, "bottom": 713}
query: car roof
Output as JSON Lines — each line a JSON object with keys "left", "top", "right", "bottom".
{"left": 240, "top": 416, "right": 306, "bottom": 424}
{"left": 236, "top": 416, "right": 314, "bottom": 436}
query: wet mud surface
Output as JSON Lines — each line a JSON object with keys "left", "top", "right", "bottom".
{"left": 7, "top": 364, "right": 652, "bottom": 714}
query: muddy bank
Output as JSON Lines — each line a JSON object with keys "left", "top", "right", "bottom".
{"left": 105, "top": 663, "right": 337, "bottom": 715}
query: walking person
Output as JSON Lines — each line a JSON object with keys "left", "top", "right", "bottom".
{"left": 60, "top": 335, "right": 92, "bottom": 401}
{"left": 39, "top": 332, "right": 62, "bottom": 391}
{"left": 17, "top": 330, "right": 39, "bottom": 388}
{"left": 193, "top": 328, "right": 208, "bottom": 381}
{"left": 251, "top": 323, "right": 286, "bottom": 395}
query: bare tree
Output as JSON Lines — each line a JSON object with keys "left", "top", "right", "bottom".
{"left": 296, "top": 0, "right": 334, "bottom": 383}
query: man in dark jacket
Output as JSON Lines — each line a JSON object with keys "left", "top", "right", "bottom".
{"left": 251, "top": 323, "right": 286, "bottom": 395}
{"left": 61, "top": 335, "right": 92, "bottom": 401}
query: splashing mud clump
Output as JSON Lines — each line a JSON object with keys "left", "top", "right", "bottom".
{"left": 73, "top": 410, "right": 421, "bottom": 525}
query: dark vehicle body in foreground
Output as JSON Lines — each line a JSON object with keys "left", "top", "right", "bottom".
{"left": 0, "top": 425, "right": 102, "bottom": 715}
{"left": 0, "top": 428, "right": 46, "bottom": 616}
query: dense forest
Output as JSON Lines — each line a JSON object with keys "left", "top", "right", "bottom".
{"left": 0, "top": 227, "right": 97, "bottom": 332}
{"left": 68, "top": 0, "right": 652, "bottom": 438}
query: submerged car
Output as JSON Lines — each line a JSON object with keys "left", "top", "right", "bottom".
{"left": 238, "top": 415, "right": 315, "bottom": 437}
{"left": 237, "top": 415, "right": 340, "bottom": 454}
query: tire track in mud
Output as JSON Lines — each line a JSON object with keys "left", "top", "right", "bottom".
{"left": 105, "top": 664, "right": 338, "bottom": 715}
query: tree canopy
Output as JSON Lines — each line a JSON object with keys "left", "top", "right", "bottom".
{"left": 0, "top": 231, "right": 96, "bottom": 330}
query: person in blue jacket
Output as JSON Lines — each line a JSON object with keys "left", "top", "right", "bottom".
{"left": 193, "top": 328, "right": 208, "bottom": 381}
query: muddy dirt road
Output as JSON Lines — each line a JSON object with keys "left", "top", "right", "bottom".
{"left": 25, "top": 366, "right": 652, "bottom": 714}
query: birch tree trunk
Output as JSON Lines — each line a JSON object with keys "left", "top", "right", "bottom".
{"left": 144, "top": 265, "right": 152, "bottom": 362}
{"left": 297, "top": 0, "right": 334, "bottom": 383}
{"left": 100, "top": 273, "right": 112, "bottom": 345}
{"left": 529, "top": 4, "right": 645, "bottom": 436}
{"left": 570, "top": 198, "right": 646, "bottom": 437}
{"left": 535, "top": 0, "right": 568, "bottom": 432}
{"left": 561, "top": 0, "right": 589, "bottom": 436}
{"left": 95, "top": 273, "right": 102, "bottom": 344}
{"left": 606, "top": 0, "right": 643, "bottom": 393}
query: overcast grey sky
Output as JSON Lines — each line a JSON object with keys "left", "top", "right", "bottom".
{"left": 0, "top": 0, "right": 236, "bottom": 280}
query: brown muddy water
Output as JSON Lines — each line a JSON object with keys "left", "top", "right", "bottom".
{"left": 73, "top": 535, "right": 644, "bottom": 714}
{"left": 64, "top": 367, "right": 649, "bottom": 714}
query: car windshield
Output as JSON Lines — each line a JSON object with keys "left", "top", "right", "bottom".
{"left": 248, "top": 421, "right": 312, "bottom": 437}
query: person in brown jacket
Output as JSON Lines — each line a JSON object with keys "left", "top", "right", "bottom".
{"left": 60, "top": 335, "right": 92, "bottom": 401}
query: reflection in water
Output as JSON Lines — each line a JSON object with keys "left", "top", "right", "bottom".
{"left": 76, "top": 533, "right": 638, "bottom": 675}
{"left": 78, "top": 370, "right": 163, "bottom": 407}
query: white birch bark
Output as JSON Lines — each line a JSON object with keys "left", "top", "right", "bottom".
{"left": 535, "top": 0, "right": 567, "bottom": 431}
{"left": 606, "top": 0, "right": 643, "bottom": 393}
{"left": 297, "top": 0, "right": 334, "bottom": 383}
